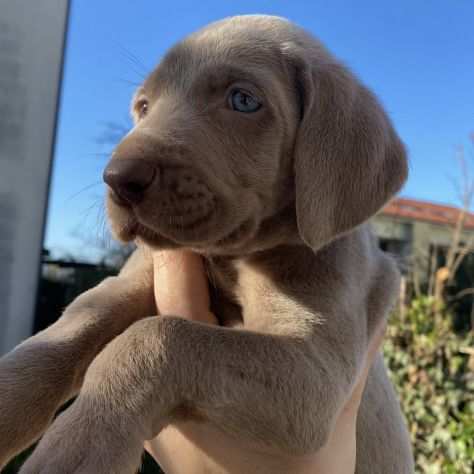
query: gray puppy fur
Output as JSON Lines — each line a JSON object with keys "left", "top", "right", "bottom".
{"left": 0, "top": 15, "right": 414, "bottom": 474}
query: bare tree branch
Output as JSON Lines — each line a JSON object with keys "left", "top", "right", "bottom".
{"left": 434, "top": 134, "right": 474, "bottom": 310}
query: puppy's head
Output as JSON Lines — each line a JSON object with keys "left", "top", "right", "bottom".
{"left": 104, "top": 15, "right": 407, "bottom": 255}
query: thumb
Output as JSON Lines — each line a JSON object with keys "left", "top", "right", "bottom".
{"left": 153, "top": 250, "right": 217, "bottom": 324}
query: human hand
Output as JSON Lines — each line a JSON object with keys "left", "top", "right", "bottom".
{"left": 308, "top": 322, "right": 385, "bottom": 474}
{"left": 149, "top": 249, "right": 383, "bottom": 474}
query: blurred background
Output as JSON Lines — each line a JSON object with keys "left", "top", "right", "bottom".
{"left": 1, "top": 0, "right": 473, "bottom": 472}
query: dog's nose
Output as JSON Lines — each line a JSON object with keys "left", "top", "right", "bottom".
{"left": 103, "top": 159, "right": 156, "bottom": 205}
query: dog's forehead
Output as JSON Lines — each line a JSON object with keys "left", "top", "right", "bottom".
{"left": 142, "top": 17, "right": 295, "bottom": 96}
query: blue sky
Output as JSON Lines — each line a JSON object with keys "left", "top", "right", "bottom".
{"left": 45, "top": 0, "right": 474, "bottom": 260}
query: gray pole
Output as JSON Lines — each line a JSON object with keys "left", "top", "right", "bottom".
{"left": 0, "top": 0, "right": 69, "bottom": 354}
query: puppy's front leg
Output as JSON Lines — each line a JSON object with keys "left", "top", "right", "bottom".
{"left": 0, "top": 248, "right": 154, "bottom": 469}
{"left": 22, "top": 313, "right": 370, "bottom": 474}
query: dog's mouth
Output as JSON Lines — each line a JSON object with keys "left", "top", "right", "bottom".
{"left": 112, "top": 205, "right": 258, "bottom": 253}
{"left": 213, "top": 217, "right": 257, "bottom": 248}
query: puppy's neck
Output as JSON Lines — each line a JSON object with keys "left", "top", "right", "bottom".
{"left": 204, "top": 242, "right": 328, "bottom": 331}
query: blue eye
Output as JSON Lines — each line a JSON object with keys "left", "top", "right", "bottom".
{"left": 229, "top": 89, "right": 261, "bottom": 113}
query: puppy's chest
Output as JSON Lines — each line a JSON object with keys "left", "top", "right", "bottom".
{"left": 205, "top": 257, "right": 277, "bottom": 331}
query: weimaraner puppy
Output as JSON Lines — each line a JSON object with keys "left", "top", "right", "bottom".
{"left": 0, "top": 15, "right": 414, "bottom": 473}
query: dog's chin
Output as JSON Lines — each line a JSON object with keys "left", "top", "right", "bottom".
{"left": 199, "top": 216, "right": 259, "bottom": 255}
{"left": 108, "top": 210, "right": 259, "bottom": 255}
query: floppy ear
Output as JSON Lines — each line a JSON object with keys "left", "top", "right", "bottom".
{"left": 286, "top": 43, "right": 408, "bottom": 251}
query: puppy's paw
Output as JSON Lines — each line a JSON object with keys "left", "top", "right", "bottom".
{"left": 20, "top": 398, "right": 143, "bottom": 474}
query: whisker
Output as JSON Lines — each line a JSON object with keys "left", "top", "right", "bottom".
{"left": 88, "top": 151, "right": 115, "bottom": 158}
{"left": 113, "top": 41, "right": 149, "bottom": 79}
{"left": 120, "top": 49, "right": 147, "bottom": 72}
{"left": 78, "top": 198, "right": 102, "bottom": 219}
{"left": 96, "top": 207, "right": 109, "bottom": 245}
{"left": 114, "top": 78, "right": 143, "bottom": 88}
{"left": 66, "top": 182, "right": 103, "bottom": 202}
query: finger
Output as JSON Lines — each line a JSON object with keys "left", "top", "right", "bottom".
{"left": 153, "top": 250, "right": 217, "bottom": 324}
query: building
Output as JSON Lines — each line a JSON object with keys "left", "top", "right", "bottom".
{"left": 373, "top": 197, "right": 474, "bottom": 289}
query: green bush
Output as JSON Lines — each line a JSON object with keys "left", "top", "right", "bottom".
{"left": 384, "top": 296, "right": 474, "bottom": 473}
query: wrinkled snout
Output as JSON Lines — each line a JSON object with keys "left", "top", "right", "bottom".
{"left": 103, "top": 134, "right": 218, "bottom": 236}
{"left": 102, "top": 110, "right": 260, "bottom": 248}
